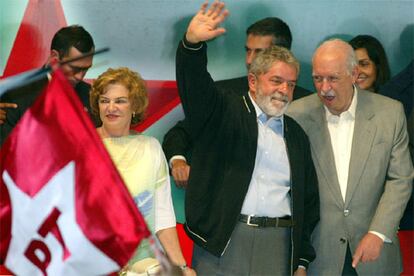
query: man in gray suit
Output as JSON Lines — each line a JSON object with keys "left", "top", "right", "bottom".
{"left": 288, "top": 39, "right": 413, "bottom": 275}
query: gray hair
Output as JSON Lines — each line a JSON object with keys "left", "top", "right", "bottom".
{"left": 249, "top": 45, "right": 300, "bottom": 77}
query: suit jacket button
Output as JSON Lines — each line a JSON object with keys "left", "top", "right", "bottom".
{"left": 344, "top": 209, "right": 350, "bottom": 217}
{"left": 340, "top": 237, "right": 347, "bottom": 243}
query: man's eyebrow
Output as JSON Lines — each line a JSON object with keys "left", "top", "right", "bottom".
{"left": 70, "top": 64, "right": 91, "bottom": 69}
{"left": 271, "top": 76, "right": 297, "bottom": 82}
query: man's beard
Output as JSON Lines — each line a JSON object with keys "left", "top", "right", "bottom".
{"left": 255, "top": 88, "right": 289, "bottom": 117}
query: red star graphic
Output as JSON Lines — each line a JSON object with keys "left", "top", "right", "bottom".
{"left": 1, "top": 0, "right": 181, "bottom": 133}
{"left": 2, "top": 0, "right": 66, "bottom": 78}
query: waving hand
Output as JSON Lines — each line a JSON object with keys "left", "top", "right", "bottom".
{"left": 186, "top": 1, "right": 229, "bottom": 44}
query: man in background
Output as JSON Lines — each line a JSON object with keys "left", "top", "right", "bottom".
{"left": 379, "top": 60, "right": 414, "bottom": 230}
{"left": 0, "top": 25, "right": 95, "bottom": 145}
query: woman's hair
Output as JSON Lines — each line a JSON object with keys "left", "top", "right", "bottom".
{"left": 90, "top": 67, "right": 148, "bottom": 126}
{"left": 349, "top": 35, "right": 391, "bottom": 91}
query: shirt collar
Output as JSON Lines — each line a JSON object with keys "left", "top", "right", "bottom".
{"left": 248, "top": 91, "right": 285, "bottom": 136}
{"left": 47, "top": 72, "right": 52, "bottom": 81}
{"left": 324, "top": 85, "right": 358, "bottom": 122}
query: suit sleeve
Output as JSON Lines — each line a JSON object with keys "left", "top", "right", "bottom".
{"left": 0, "top": 77, "right": 47, "bottom": 146}
{"left": 165, "top": 38, "right": 231, "bottom": 165}
{"left": 0, "top": 92, "right": 23, "bottom": 146}
{"left": 162, "top": 120, "right": 193, "bottom": 163}
{"left": 369, "top": 103, "right": 414, "bottom": 238}
{"left": 299, "top": 134, "right": 320, "bottom": 268}
{"left": 408, "top": 109, "right": 414, "bottom": 164}
{"left": 175, "top": 38, "right": 222, "bottom": 139}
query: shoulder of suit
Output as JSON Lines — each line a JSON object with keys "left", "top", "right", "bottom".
{"left": 215, "top": 76, "right": 248, "bottom": 96}
{"left": 288, "top": 93, "right": 320, "bottom": 113}
{"left": 293, "top": 84, "right": 312, "bottom": 96}
{"left": 76, "top": 80, "right": 91, "bottom": 91}
{"left": 0, "top": 76, "right": 48, "bottom": 104}
{"left": 284, "top": 114, "right": 302, "bottom": 127}
{"left": 284, "top": 114, "right": 309, "bottom": 140}
{"left": 359, "top": 89, "right": 403, "bottom": 110}
{"left": 285, "top": 94, "right": 320, "bottom": 129}
{"left": 215, "top": 76, "right": 246, "bottom": 85}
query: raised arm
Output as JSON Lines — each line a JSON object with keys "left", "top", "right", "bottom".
{"left": 176, "top": 1, "right": 230, "bottom": 138}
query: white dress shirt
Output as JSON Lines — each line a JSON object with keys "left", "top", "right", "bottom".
{"left": 325, "top": 88, "right": 389, "bottom": 242}
{"left": 325, "top": 89, "right": 357, "bottom": 201}
{"left": 240, "top": 93, "right": 291, "bottom": 217}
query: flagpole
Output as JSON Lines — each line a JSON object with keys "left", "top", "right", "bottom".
{"left": 58, "top": 47, "right": 109, "bottom": 67}
{"left": 0, "top": 47, "right": 110, "bottom": 97}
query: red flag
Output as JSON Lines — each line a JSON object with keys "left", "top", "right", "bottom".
{"left": 0, "top": 69, "right": 150, "bottom": 275}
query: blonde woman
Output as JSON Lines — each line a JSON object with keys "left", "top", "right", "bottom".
{"left": 90, "top": 67, "right": 195, "bottom": 275}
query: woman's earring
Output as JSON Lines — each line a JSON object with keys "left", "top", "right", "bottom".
{"left": 132, "top": 112, "right": 136, "bottom": 118}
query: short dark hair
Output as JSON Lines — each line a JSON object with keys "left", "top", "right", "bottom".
{"left": 349, "top": 34, "right": 391, "bottom": 92}
{"left": 51, "top": 25, "right": 95, "bottom": 58}
{"left": 246, "top": 17, "right": 292, "bottom": 49}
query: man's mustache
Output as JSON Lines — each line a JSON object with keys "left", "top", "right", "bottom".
{"left": 271, "top": 92, "right": 289, "bottom": 103}
{"left": 320, "top": 90, "right": 335, "bottom": 97}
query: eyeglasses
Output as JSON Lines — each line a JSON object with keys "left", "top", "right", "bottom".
{"left": 312, "top": 75, "right": 341, "bottom": 84}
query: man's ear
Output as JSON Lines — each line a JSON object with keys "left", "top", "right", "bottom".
{"left": 48, "top": 49, "right": 60, "bottom": 64}
{"left": 351, "top": 65, "right": 359, "bottom": 84}
{"left": 248, "top": 73, "right": 257, "bottom": 93}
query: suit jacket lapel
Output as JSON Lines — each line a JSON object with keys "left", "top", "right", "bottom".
{"left": 345, "top": 90, "right": 377, "bottom": 206}
{"left": 308, "top": 104, "right": 345, "bottom": 208}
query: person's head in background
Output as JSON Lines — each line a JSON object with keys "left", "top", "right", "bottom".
{"left": 245, "top": 17, "right": 292, "bottom": 69}
{"left": 349, "top": 34, "right": 390, "bottom": 92}
{"left": 48, "top": 25, "right": 95, "bottom": 87}
{"left": 90, "top": 67, "right": 148, "bottom": 138}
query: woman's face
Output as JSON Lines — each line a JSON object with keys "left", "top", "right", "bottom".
{"left": 355, "top": 48, "right": 377, "bottom": 91}
{"left": 98, "top": 83, "right": 133, "bottom": 136}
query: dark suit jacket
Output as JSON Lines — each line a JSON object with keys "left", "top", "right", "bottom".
{"left": 0, "top": 75, "right": 93, "bottom": 145}
{"left": 163, "top": 74, "right": 312, "bottom": 162}
{"left": 175, "top": 40, "right": 319, "bottom": 271}
{"left": 379, "top": 60, "right": 414, "bottom": 230}
{"left": 379, "top": 60, "right": 413, "bottom": 118}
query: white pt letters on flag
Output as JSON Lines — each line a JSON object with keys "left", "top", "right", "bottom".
{"left": 3, "top": 162, "right": 118, "bottom": 275}
{"left": 0, "top": 69, "right": 149, "bottom": 275}
{"left": 24, "top": 207, "right": 67, "bottom": 274}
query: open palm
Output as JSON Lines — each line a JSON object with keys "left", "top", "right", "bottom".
{"left": 186, "top": 1, "right": 229, "bottom": 43}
